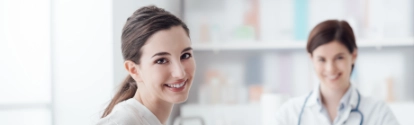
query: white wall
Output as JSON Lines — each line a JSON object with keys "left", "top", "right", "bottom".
{"left": 0, "top": 0, "right": 52, "bottom": 125}
{"left": 0, "top": 0, "right": 51, "bottom": 105}
{"left": 52, "top": 0, "right": 113, "bottom": 124}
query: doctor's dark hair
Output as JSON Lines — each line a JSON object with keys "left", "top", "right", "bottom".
{"left": 101, "top": 5, "right": 190, "bottom": 118}
{"left": 306, "top": 20, "right": 357, "bottom": 71}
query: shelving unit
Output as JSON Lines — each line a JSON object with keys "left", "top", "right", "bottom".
{"left": 193, "top": 41, "right": 305, "bottom": 51}
{"left": 192, "top": 38, "right": 414, "bottom": 51}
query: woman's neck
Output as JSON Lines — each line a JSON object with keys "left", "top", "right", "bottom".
{"left": 134, "top": 88, "right": 173, "bottom": 124}
{"left": 320, "top": 83, "right": 350, "bottom": 104}
{"left": 319, "top": 82, "right": 350, "bottom": 122}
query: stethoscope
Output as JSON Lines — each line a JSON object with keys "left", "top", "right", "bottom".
{"left": 297, "top": 90, "right": 364, "bottom": 125}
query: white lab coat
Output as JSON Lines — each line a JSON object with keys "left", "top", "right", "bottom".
{"left": 96, "top": 98, "right": 163, "bottom": 125}
{"left": 275, "top": 85, "right": 399, "bottom": 125}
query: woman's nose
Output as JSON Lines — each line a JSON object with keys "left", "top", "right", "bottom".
{"left": 325, "top": 61, "right": 338, "bottom": 74}
{"left": 171, "top": 62, "right": 186, "bottom": 79}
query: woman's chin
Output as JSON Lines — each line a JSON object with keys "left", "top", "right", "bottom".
{"left": 166, "top": 94, "right": 189, "bottom": 104}
{"left": 324, "top": 80, "right": 348, "bottom": 90}
{"left": 173, "top": 99, "right": 187, "bottom": 104}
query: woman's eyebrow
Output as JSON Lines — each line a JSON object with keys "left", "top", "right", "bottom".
{"left": 151, "top": 47, "right": 192, "bottom": 58}
{"left": 152, "top": 52, "right": 171, "bottom": 58}
{"left": 182, "top": 47, "right": 192, "bottom": 53}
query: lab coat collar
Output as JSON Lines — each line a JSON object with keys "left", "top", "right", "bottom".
{"left": 306, "top": 83, "right": 358, "bottom": 110}
{"left": 305, "top": 84, "right": 320, "bottom": 107}
{"left": 348, "top": 85, "right": 359, "bottom": 109}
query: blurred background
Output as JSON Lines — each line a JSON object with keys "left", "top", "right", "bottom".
{"left": 0, "top": 0, "right": 413, "bottom": 125}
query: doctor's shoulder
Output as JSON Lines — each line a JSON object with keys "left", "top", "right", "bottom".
{"left": 96, "top": 100, "right": 144, "bottom": 125}
{"left": 360, "top": 96, "right": 393, "bottom": 113}
{"left": 275, "top": 95, "right": 309, "bottom": 124}
{"left": 359, "top": 96, "right": 400, "bottom": 125}
{"left": 278, "top": 95, "right": 309, "bottom": 114}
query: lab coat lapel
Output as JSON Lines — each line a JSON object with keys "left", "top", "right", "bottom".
{"left": 335, "top": 87, "right": 360, "bottom": 125}
{"left": 305, "top": 105, "right": 331, "bottom": 125}
{"left": 335, "top": 106, "right": 351, "bottom": 125}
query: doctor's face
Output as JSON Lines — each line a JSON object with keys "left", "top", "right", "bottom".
{"left": 310, "top": 41, "right": 357, "bottom": 90}
{"left": 132, "top": 26, "right": 196, "bottom": 104}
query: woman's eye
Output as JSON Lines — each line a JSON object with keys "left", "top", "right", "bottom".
{"left": 181, "top": 53, "right": 192, "bottom": 60}
{"left": 155, "top": 58, "right": 168, "bottom": 64}
{"left": 337, "top": 56, "right": 344, "bottom": 60}
{"left": 318, "top": 58, "right": 325, "bottom": 62}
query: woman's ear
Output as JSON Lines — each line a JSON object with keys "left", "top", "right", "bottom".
{"left": 124, "top": 60, "right": 142, "bottom": 82}
{"left": 352, "top": 49, "right": 358, "bottom": 64}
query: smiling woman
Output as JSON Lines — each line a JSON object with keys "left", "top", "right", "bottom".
{"left": 97, "top": 5, "right": 195, "bottom": 125}
{"left": 275, "top": 20, "right": 399, "bottom": 125}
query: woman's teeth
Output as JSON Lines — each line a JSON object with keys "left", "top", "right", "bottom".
{"left": 166, "top": 82, "right": 185, "bottom": 88}
{"left": 327, "top": 74, "right": 339, "bottom": 80}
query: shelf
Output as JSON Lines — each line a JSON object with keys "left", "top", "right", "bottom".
{"left": 192, "top": 38, "right": 414, "bottom": 51}
{"left": 193, "top": 41, "right": 306, "bottom": 51}
{"left": 357, "top": 38, "right": 414, "bottom": 48}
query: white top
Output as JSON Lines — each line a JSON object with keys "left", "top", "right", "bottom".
{"left": 96, "top": 98, "right": 163, "bottom": 125}
{"left": 275, "top": 84, "right": 400, "bottom": 125}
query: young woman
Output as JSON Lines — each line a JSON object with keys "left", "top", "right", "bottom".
{"left": 97, "top": 5, "right": 195, "bottom": 125}
{"left": 275, "top": 20, "right": 399, "bottom": 125}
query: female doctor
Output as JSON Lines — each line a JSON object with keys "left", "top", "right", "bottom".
{"left": 96, "top": 5, "right": 195, "bottom": 125}
{"left": 275, "top": 20, "right": 399, "bottom": 125}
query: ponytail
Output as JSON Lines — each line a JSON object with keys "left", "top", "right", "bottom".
{"left": 101, "top": 75, "right": 137, "bottom": 118}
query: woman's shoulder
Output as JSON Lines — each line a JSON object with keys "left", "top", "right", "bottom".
{"left": 359, "top": 96, "right": 400, "bottom": 124}
{"left": 360, "top": 96, "right": 393, "bottom": 111}
{"left": 274, "top": 94, "right": 309, "bottom": 124}
{"left": 277, "top": 94, "right": 310, "bottom": 115}
{"left": 96, "top": 100, "right": 144, "bottom": 125}
{"left": 282, "top": 94, "right": 309, "bottom": 108}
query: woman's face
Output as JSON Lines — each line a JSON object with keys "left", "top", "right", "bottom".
{"left": 310, "top": 41, "right": 357, "bottom": 90}
{"left": 129, "top": 26, "right": 195, "bottom": 104}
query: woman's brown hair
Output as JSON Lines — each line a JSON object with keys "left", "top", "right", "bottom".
{"left": 306, "top": 20, "right": 357, "bottom": 71}
{"left": 101, "top": 5, "right": 190, "bottom": 118}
